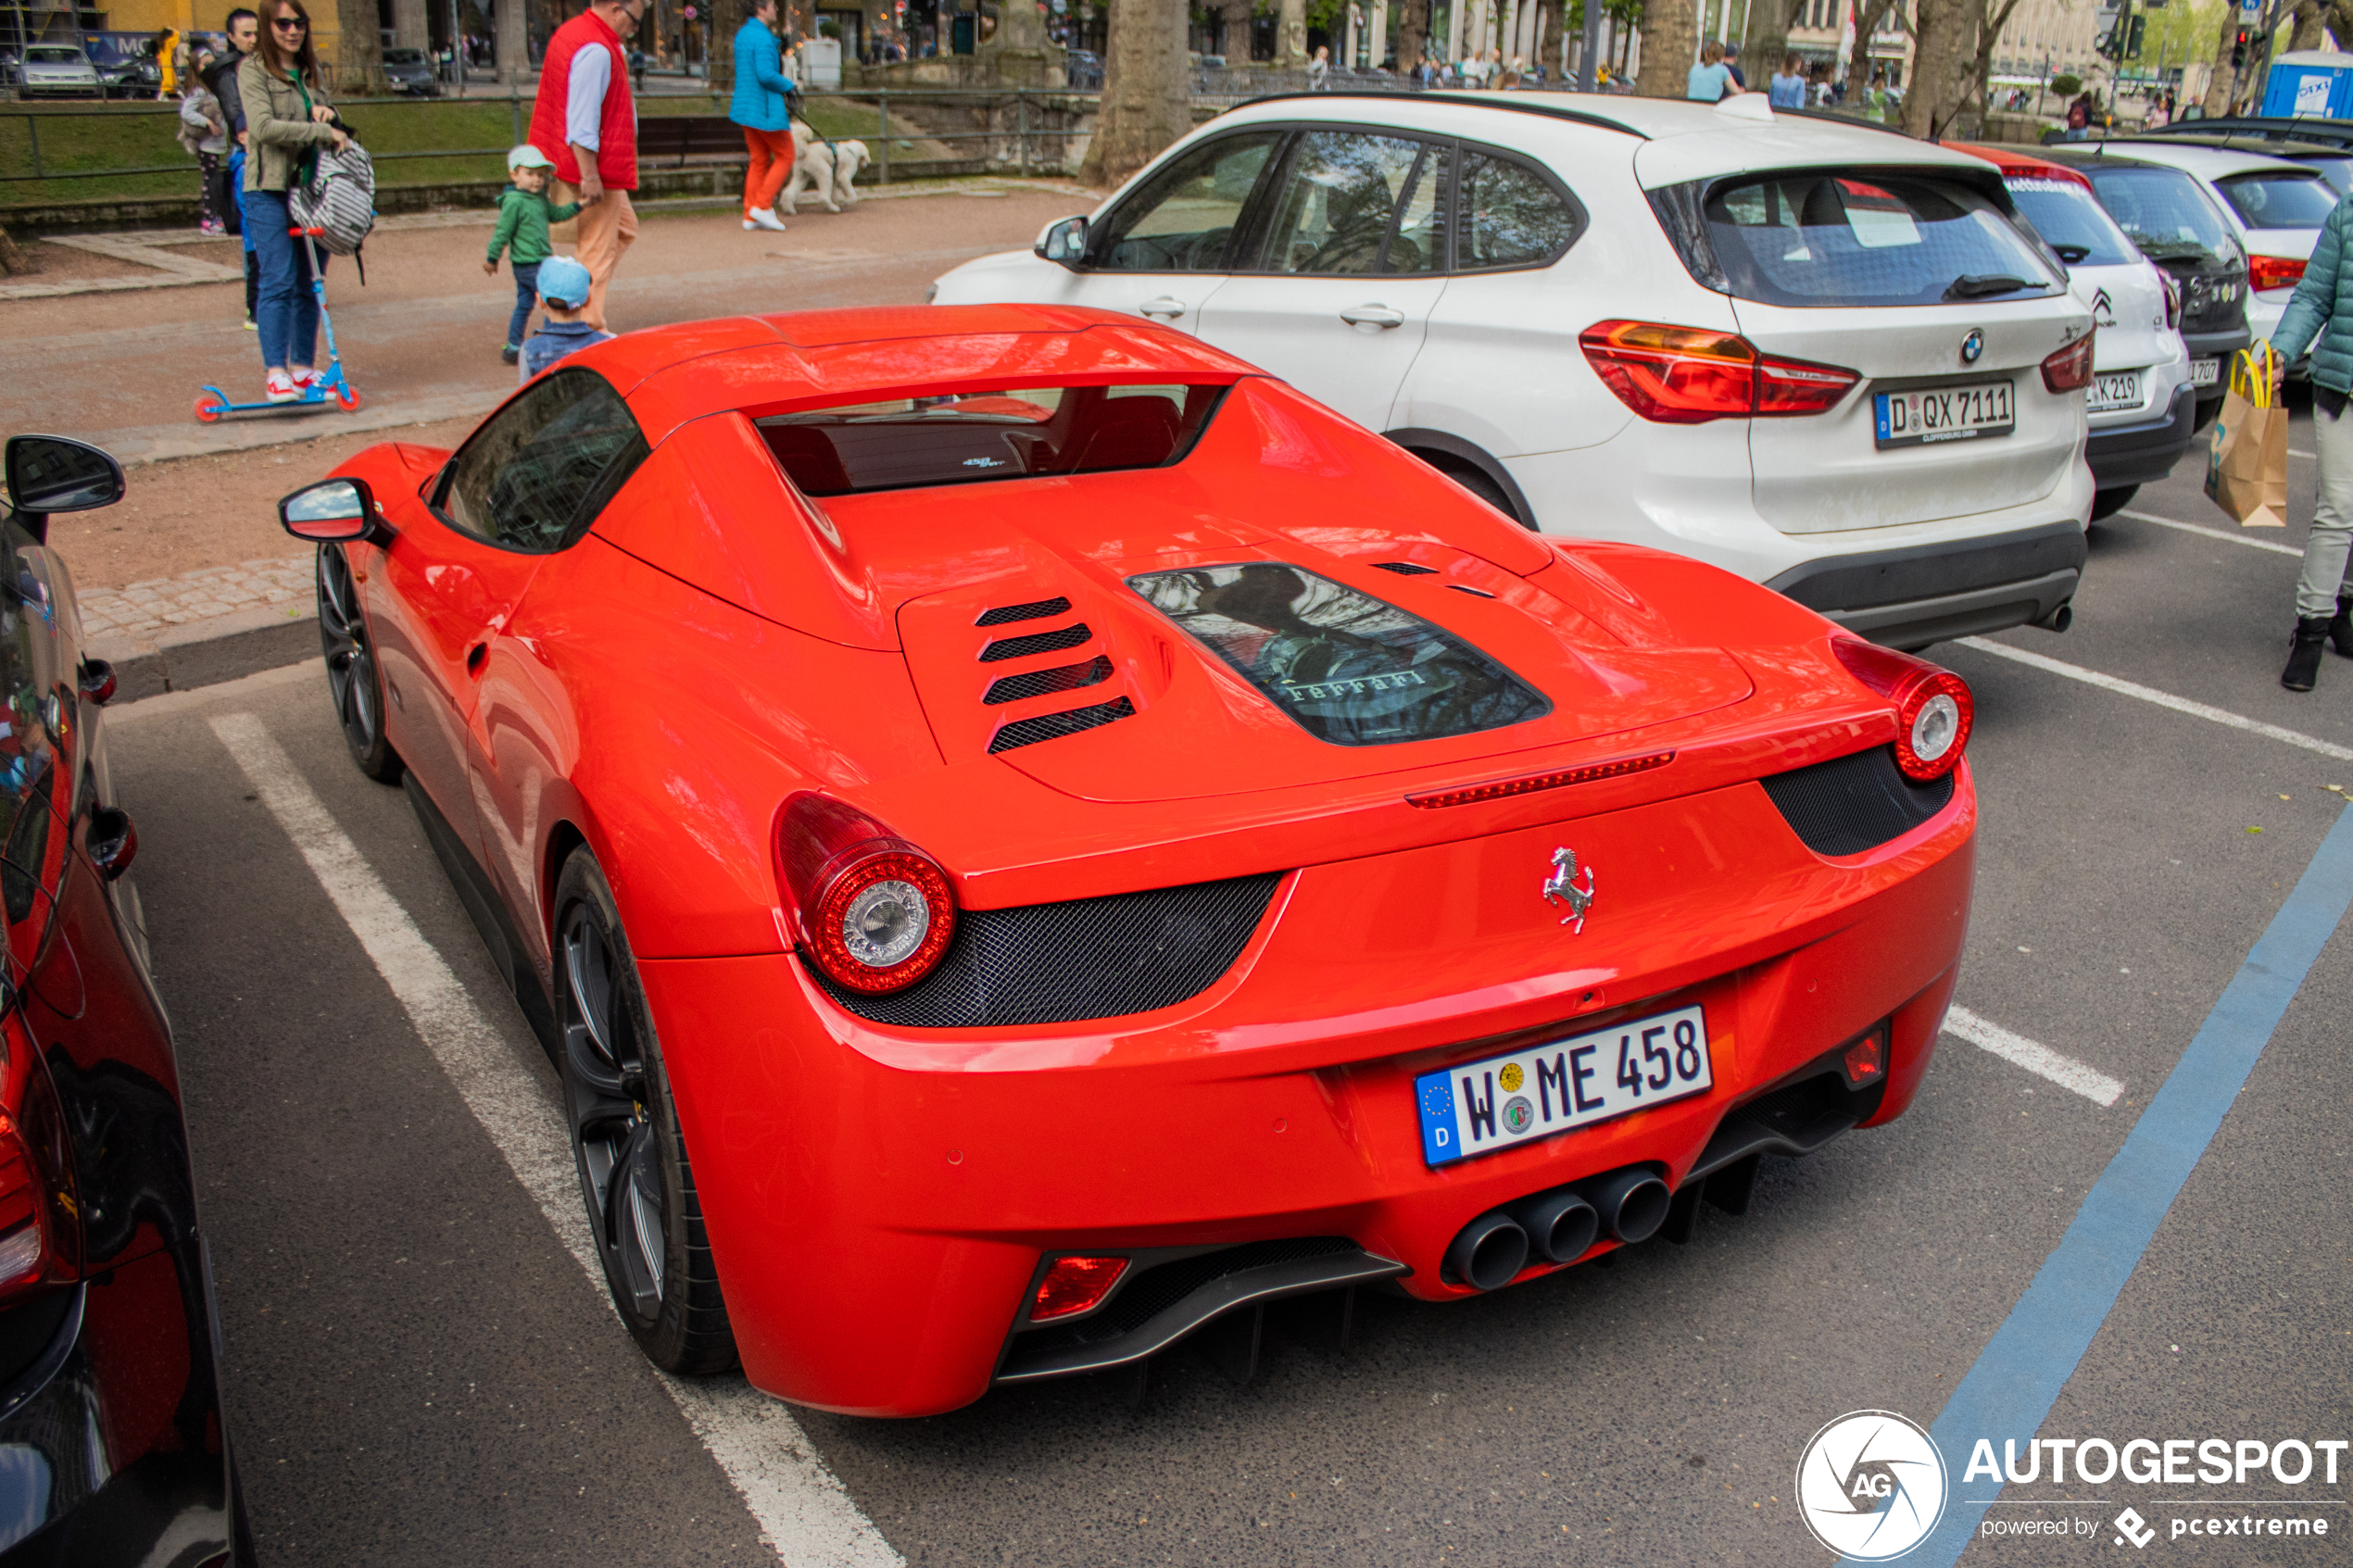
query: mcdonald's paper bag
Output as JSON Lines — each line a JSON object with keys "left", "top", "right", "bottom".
{"left": 2204, "top": 357, "right": 2289, "bottom": 528}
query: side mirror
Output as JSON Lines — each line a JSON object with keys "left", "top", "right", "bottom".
{"left": 1036, "top": 213, "right": 1089, "bottom": 270}
{"left": 4, "top": 436, "right": 123, "bottom": 524}
{"left": 279, "top": 477, "right": 392, "bottom": 546}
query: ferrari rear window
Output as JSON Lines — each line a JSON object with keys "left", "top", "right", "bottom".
{"left": 1127, "top": 563, "right": 1550, "bottom": 746}
{"left": 757, "top": 383, "right": 1225, "bottom": 496}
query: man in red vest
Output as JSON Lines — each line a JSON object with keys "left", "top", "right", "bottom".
{"left": 527, "top": 0, "right": 643, "bottom": 332}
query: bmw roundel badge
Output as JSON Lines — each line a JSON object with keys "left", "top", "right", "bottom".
{"left": 1959, "top": 329, "right": 1985, "bottom": 366}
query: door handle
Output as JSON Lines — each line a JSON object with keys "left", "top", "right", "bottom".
{"left": 1139, "top": 296, "right": 1187, "bottom": 320}
{"left": 1340, "top": 304, "right": 1406, "bottom": 329}
{"left": 466, "top": 642, "right": 488, "bottom": 677}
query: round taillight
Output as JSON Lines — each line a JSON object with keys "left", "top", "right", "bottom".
{"left": 812, "top": 851, "right": 953, "bottom": 993}
{"left": 1895, "top": 672, "right": 1972, "bottom": 782}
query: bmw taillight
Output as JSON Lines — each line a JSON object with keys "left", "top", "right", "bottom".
{"left": 1831, "top": 637, "right": 1974, "bottom": 782}
{"left": 2250, "top": 254, "right": 2308, "bottom": 293}
{"left": 774, "top": 793, "right": 956, "bottom": 994}
{"left": 1579, "top": 320, "right": 1860, "bottom": 423}
{"left": 0, "top": 1019, "right": 78, "bottom": 1308}
{"left": 2040, "top": 332, "right": 2095, "bottom": 394}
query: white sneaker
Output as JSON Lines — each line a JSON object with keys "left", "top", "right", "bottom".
{"left": 264, "top": 370, "right": 298, "bottom": 404}
{"left": 747, "top": 207, "right": 788, "bottom": 233}
{"left": 743, "top": 217, "right": 758, "bottom": 231}
{"left": 290, "top": 366, "right": 323, "bottom": 389}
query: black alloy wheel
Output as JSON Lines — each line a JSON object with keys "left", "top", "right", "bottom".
{"left": 555, "top": 850, "right": 736, "bottom": 1374}
{"left": 315, "top": 546, "right": 399, "bottom": 782}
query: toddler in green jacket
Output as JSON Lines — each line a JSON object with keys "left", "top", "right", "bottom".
{"left": 484, "top": 144, "right": 582, "bottom": 366}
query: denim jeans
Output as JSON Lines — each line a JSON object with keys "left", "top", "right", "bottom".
{"left": 247, "top": 189, "right": 325, "bottom": 372}
{"left": 2297, "top": 396, "right": 2353, "bottom": 617}
{"left": 507, "top": 260, "right": 540, "bottom": 350}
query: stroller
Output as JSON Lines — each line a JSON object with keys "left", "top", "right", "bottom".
{"left": 195, "top": 142, "right": 373, "bottom": 422}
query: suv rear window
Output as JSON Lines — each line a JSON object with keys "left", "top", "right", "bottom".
{"left": 1700, "top": 170, "right": 2063, "bottom": 307}
{"left": 759, "top": 383, "right": 1225, "bottom": 496}
{"left": 2216, "top": 170, "right": 2339, "bottom": 229}
{"left": 2081, "top": 165, "right": 2240, "bottom": 265}
{"left": 1127, "top": 563, "right": 1551, "bottom": 746}
{"left": 2005, "top": 176, "right": 2136, "bottom": 267}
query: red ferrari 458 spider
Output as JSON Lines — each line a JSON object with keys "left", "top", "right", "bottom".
{"left": 277, "top": 305, "right": 1974, "bottom": 1418}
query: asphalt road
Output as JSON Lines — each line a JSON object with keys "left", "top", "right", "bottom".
{"left": 98, "top": 408, "right": 2351, "bottom": 1566}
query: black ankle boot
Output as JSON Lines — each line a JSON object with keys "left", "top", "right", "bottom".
{"left": 2331, "top": 593, "right": 2353, "bottom": 658}
{"left": 2284, "top": 616, "right": 2333, "bottom": 692}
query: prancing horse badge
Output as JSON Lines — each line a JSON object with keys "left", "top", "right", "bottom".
{"left": 1542, "top": 847, "right": 1596, "bottom": 933}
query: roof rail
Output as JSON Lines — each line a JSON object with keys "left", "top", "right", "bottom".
{"left": 1229, "top": 89, "right": 1652, "bottom": 140}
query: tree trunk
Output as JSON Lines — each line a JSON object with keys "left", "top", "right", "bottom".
{"left": 711, "top": 0, "right": 750, "bottom": 91}
{"left": 0, "top": 229, "right": 31, "bottom": 277}
{"left": 1635, "top": 0, "right": 1692, "bottom": 94}
{"left": 2202, "top": 1, "right": 2241, "bottom": 114}
{"left": 330, "top": 0, "right": 385, "bottom": 88}
{"left": 1897, "top": 0, "right": 1974, "bottom": 136}
{"left": 392, "top": 0, "right": 430, "bottom": 50}
{"left": 1277, "top": 0, "right": 1308, "bottom": 62}
{"left": 1218, "top": 0, "right": 1252, "bottom": 59}
{"left": 496, "top": 0, "right": 526, "bottom": 75}
{"left": 1397, "top": 0, "right": 1428, "bottom": 69}
{"left": 1078, "top": 0, "right": 1189, "bottom": 187}
{"left": 1957, "top": 0, "right": 2020, "bottom": 138}
{"left": 1743, "top": 0, "right": 1803, "bottom": 93}
{"left": 2286, "top": 0, "right": 2326, "bottom": 50}
{"left": 535, "top": 0, "right": 570, "bottom": 69}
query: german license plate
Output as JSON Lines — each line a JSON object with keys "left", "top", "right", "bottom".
{"left": 1872, "top": 381, "right": 2015, "bottom": 447}
{"left": 1415, "top": 1005, "right": 1713, "bottom": 1167}
{"left": 2190, "top": 357, "right": 2221, "bottom": 387}
{"left": 2087, "top": 370, "right": 2143, "bottom": 413}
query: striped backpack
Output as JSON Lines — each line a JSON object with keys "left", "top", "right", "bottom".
{"left": 290, "top": 140, "right": 376, "bottom": 257}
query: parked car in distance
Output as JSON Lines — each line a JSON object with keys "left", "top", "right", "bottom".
{"left": 2039, "top": 144, "right": 2252, "bottom": 425}
{"left": 1063, "top": 46, "right": 1102, "bottom": 88}
{"left": 380, "top": 45, "right": 441, "bottom": 95}
{"left": 2132, "top": 132, "right": 2353, "bottom": 195}
{"left": 15, "top": 44, "right": 100, "bottom": 98}
{"left": 0, "top": 434, "right": 246, "bottom": 1563}
{"left": 1951, "top": 142, "right": 2196, "bottom": 520}
{"left": 80, "top": 31, "right": 159, "bottom": 98}
{"left": 935, "top": 92, "right": 2095, "bottom": 650}
{"left": 2078, "top": 140, "right": 2334, "bottom": 367}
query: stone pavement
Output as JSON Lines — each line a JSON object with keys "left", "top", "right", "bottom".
{"left": 79, "top": 554, "right": 311, "bottom": 641}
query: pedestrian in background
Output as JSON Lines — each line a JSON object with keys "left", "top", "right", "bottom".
{"left": 529, "top": 0, "right": 644, "bottom": 332}
{"left": 2263, "top": 186, "right": 2353, "bottom": 691}
{"left": 1721, "top": 45, "right": 1745, "bottom": 90}
{"left": 1686, "top": 39, "right": 1738, "bottom": 101}
{"left": 238, "top": 0, "right": 350, "bottom": 403}
{"left": 485, "top": 144, "right": 580, "bottom": 364}
{"left": 177, "top": 50, "right": 229, "bottom": 235}
{"left": 217, "top": 8, "right": 260, "bottom": 326}
{"left": 520, "top": 257, "right": 613, "bottom": 381}
{"left": 730, "top": 0, "right": 795, "bottom": 234}
{"left": 1769, "top": 51, "right": 1806, "bottom": 107}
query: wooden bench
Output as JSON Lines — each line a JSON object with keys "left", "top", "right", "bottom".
{"left": 635, "top": 114, "right": 751, "bottom": 165}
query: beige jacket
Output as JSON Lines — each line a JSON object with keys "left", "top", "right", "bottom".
{"left": 237, "top": 55, "right": 338, "bottom": 193}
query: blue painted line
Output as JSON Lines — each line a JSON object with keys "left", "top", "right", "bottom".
{"left": 1900, "top": 806, "right": 2353, "bottom": 1567}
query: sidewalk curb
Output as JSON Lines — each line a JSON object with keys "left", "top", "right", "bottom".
{"left": 92, "top": 600, "right": 319, "bottom": 703}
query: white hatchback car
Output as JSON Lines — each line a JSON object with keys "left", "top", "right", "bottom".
{"left": 2094, "top": 140, "right": 2337, "bottom": 358}
{"left": 935, "top": 92, "right": 2097, "bottom": 648}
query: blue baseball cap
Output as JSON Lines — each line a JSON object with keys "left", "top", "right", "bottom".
{"left": 538, "top": 256, "right": 592, "bottom": 308}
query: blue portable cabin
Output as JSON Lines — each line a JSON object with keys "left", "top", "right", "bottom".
{"left": 2262, "top": 50, "right": 2353, "bottom": 119}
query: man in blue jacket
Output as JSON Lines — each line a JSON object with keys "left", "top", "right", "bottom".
{"left": 732, "top": 0, "right": 796, "bottom": 233}
{"left": 2268, "top": 187, "right": 2353, "bottom": 690}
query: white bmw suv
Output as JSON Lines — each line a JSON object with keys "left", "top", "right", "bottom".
{"left": 933, "top": 91, "right": 2097, "bottom": 649}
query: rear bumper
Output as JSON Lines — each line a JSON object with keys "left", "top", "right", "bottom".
{"left": 1766, "top": 520, "right": 2086, "bottom": 649}
{"left": 2087, "top": 383, "right": 2198, "bottom": 490}
{"left": 644, "top": 768, "right": 1976, "bottom": 1416}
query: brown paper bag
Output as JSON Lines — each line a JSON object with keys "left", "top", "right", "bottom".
{"left": 2204, "top": 348, "right": 2289, "bottom": 528}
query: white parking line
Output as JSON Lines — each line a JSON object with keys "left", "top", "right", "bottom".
{"left": 207, "top": 712, "right": 904, "bottom": 1568}
{"left": 1954, "top": 637, "right": 2353, "bottom": 762}
{"left": 2291, "top": 448, "right": 2317, "bottom": 459}
{"left": 2120, "top": 509, "right": 2304, "bottom": 558}
{"left": 1943, "top": 1006, "right": 2125, "bottom": 1107}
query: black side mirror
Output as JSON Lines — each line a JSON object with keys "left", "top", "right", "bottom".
{"left": 279, "top": 477, "right": 394, "bottom": 546}
{"left": 1036, "top": 213, "right": 1089, "bottom": 270}
{"left": 4, "top": 436, "right": 124, "bottom": 540}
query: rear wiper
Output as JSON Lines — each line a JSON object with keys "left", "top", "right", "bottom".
{"left": 1944, "top": 273, "right": 2036, "bottom": 299}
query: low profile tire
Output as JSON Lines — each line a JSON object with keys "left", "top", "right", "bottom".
{"left": 315, "top": 545, "right": 399, "bottom": 782}
{"left": 2090, "top": 485, "right": 2137, "bottom": 521}
{"left": 556, "top": 851, "right": 737, "bottom": 1375}
{"left": 1419, "top": 451, "right": 1521, "bottom": 524}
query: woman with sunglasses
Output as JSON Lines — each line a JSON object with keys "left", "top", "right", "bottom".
{"left": 236, "top": 0, "right": 349, "bottom": 403}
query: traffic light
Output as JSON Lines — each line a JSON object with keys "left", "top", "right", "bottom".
{"left": 2232, "top": 26, "right": 2250, "bottom": 66}
{"left": 2126, "top": 13, "right": 2145, "bottom": 56}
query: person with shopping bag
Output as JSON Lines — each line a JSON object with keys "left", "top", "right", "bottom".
{"left": 2264, "top": 182, "right": 2353, "bottom": 691}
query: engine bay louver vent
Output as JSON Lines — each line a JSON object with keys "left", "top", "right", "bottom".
{"left": 988, "top": 696, "right": 1136, "bottom": 754}
{"left": 1372, "top": 561, "right": 1438, "bottom": 575}
{"left": 975, "top": 596, "right": 1073, "bottom": 627}
{"left": 981, "top": 623, "right": 1091, "bottom": 662}
{"left": 985, "top": 655, "right": 1114, "bottom": 706}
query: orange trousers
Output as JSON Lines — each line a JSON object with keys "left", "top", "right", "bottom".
{"left": 744, "top": 127, "right": 796, "bottom": 217}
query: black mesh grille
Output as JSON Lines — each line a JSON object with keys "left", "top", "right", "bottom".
{"left": 1014, "top": 1237, "right": 1360, "bottom": 1352}
{"left": 982, "top": 623, "right": 1091, "bottom": 662}
{"left": 988, "top": 696, "right": 1135, "bottom": 754}
{"left": 812, "top": 871, "right": 1283, "bottom": 1028}
{"left": 985, "top": 656, "right": 1114, "bottom": 707}
{"left": 1372, "top": 561, "right": 1437, "bottom": 574}
{"left": 976, "top": 596, "right": 1073, "bottom": 627}
{"left": 1760, "top": 746, "right": 1956, "bottom": 857}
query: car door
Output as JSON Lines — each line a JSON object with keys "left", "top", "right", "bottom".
{"left": 1191, "top": 129, "right": 1453, "bottom": 432}
{"left": 1059, "top": 128, "right": 1289, "bottom": 330}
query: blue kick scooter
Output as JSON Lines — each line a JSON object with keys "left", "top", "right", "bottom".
{"left": 195, "top": 226, "right": 360, "bottom": 421}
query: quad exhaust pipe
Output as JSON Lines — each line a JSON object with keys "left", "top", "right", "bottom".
{"left": 1441, "top": 1165, "right": 1673, "bottom": 1292}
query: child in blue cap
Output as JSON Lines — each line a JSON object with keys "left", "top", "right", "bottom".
{"left": 520, "top": 256, "right": 614, "bottom": 382}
